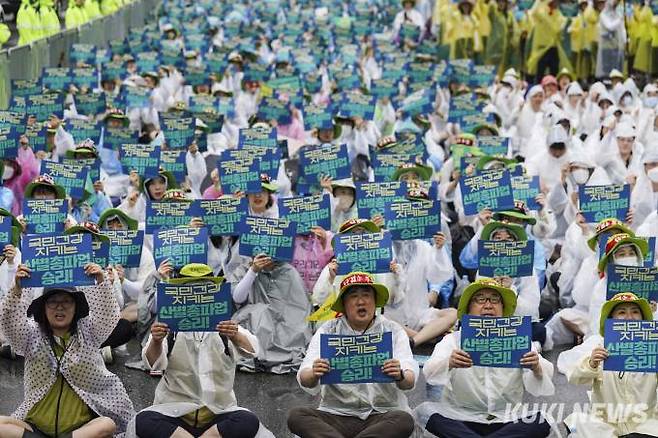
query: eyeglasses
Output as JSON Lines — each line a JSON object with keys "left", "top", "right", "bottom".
{"left": 45, "top": 298, "right": 75, "bottom": 310}
{"left": 472, "top": 295, "right": 502, "bottom": 305}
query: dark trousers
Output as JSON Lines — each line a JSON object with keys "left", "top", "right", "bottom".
{"left": 287, "top": 407, "right": 415, "bottom": 438}
{"left": 101, "top": 318, "right": 134, "bottom": 349}
{"left": 534, "top": 46, "right": 559, "bottom": 83}
{"left": 135, "top": 410, "right": 259, "bottom": 438}
{"left": 426, "top": 412, "right": 551, "bottom": 438}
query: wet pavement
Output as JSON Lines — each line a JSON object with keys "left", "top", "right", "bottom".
{"left": 0, "top": 342, "right": 587, "bottom": 437}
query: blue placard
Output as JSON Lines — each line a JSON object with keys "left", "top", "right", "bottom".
{"left": 643, "top": 236, "right": 656, "bottom": 266}
{"left": 237, "top": 216, "right": 297, "bottom": 262}
{"left": 460, "top": 170, "right": 515, "bottom": 216}
{"left": 157, "top": 281, "right": 232, "bottom": 332}
{"left": 11, "top": 79, "right": 42, "bottom": 98}
{"left": 40, "top": 160, "right": 89, "bottom": 200}
{"left": 256, "top": 97, "right": 292, "bottom": 125}
{"left": 197, "top": 198, "right": 248, "bottom": 237}
{"left": 477, "top": 240, "right": 535, "bottom": 278}
{"left": 103, "top": 127, "right": 137, "bottom": 151}
{"left": 477, "top": 136, "right": 509, "bottom": 156}
{"left": 124, "top": 86, "right": 151, "bottom": 109}
{"left": 25, "top": 93, "right": 65, "bottom": 122}
{"left": 0, "top": 111, "right": 27, "bottom": 133}
{"left": 0, "top": 128, "right": 19, "bottom": 159}
{"left": 400, "top": 89, "right": 434, "bottom": 118}
{"left": 61, "top": 157, "right": 100, "bottom": 184}
{"left": 606, "top": 265, "right": 658, "bottom": 301}
{"left": 303, "top": 103, "right": 334, "bottom": 131}
{"left": 21, "top": 233, "right": 94, "bottom": 288}
{"left": 278, "top": 194, "right": 331, "bottom": 234}
{"left": 218, "top": 154, "right": 262, "bottom": 195}
{"left": 334, "top": 231, "right": 393, "bottom": 275}
{"left": 0, "top": 216, "right": 12, "bottom": 249}
{"left": 356, "top": 181, "right": 407, "bottom": 220}
{"left": 91, "top": 238, "right": 110, "bottom": 267}
{"left": 339, "top": 92, "right": 376, "bottom": 121}
{"left": 153, "top": 227, "right": 208, "bottom": 268}
{"left": 579, "top": 184, "right": 631, "bottom": 223}
{"left": 120, "top": 143, "right": 161, "bottom": 175}
{"left": 238, "top": 126, "right": 277, "bottom": 147}
{"left": 66, "top": 119, "right": 102, "bottom": 144}
{"left": 371, "top": 153, "right": 426, "bottom": 182}
{"left": 22, "top": 199, "right": 67, "bottom": 235}
{"left": 162, "top": 117, "right": 196, "bottom": 149}
{"left": 320, "top": 331, "right": 394, "bottom": 384}
{"left": 24, "top": 124, "right": 48, "bottom": 153}
{"left": 370, "top": 78, "right": 399, "bottom": 99}
{"left": 159, "top": 149, "right": 187, "bottom": 183}
{"left": 223, "top": 147, "right": 281, "bottom": 178}
{"left": 102, "top": 230, "right": 144, "bottom": 268}
{"left": 511, "top": 176, "right": 541, "bottom": 211}
{"left": 71, "top": 68, "right": 98, "bottom": 90}
{"left": 461, "top": 315, "right": 532, "bottom": 368}
{"left": 41, "top": 68, "right": 72, "bottom": 91}
{"left": 385, "top": 199, "right": 441, "bottom": 241}
{"left": 299, "top": 144, "right": 351, "bottom": 186}
{"left": 70, "top": 44, "right": 97, "bottom": 65}
{"left": 145, "top": 201, "right": 202, "bottom": 234}
{"left": 604, "top": 319, "right": 658, "bottom": 373}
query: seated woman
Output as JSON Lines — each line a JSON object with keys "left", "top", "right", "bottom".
{"left": 0, "top": 263, "right": 134, "bottom": 437}
{"left": 133, "top": 265, "right": 270, "bottom": 438}
{"left": 564, "top": 292, "right": 658, "bottom": 438}
{"left": 422, "top": 278, "right": 554, "bottom": 438}
{"left": 231, "top": 253, "right": 312, "bottom": 374}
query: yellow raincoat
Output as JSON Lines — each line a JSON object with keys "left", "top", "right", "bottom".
{"left": 474, "top": 0, "right": 491, "bottom": 46}
{"left": 0, "top": 23, "right": 10, "bottom": 47}
{"left": 568, "top": 7, "right": 594, "bottom": 79}
{"left": 39, "top": 0, "right": 61, "bottom": 38}
{"left": 16, "top": 0, "right": 42, "bottom": 46}
{"left": 632, "top": 4, "right": 653, "bottom": 73}
{"left": 484, "top": 2, "right": 518, "bottom": 74}
{"left": 65, "top": 2, "right": 89, "bottom": 29}
{"left": 101, "top": 0, "right": 120, "bottom": 15}
{"left": 444, "top": 3, "right": 482, "bottom": 59}
{"left": 84, "top": 0, "right": 102, "bottom": 19}
{"left": 526, "top": 0, "right": 573, "bottom": 76}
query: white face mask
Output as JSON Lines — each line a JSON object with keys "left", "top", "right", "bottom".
{"left": 647, "top": 167, "right": 658, "bottom": 183}
{"left": 571, "top": 168, "right": 590, "bottom": 185}
{"left": 613, "top": 255, "right": 640, "bottom": 267}
{"left": 622, "top": 95, "right": 633, "bottom": 107}
{"left": 336, "top": 194, "right": 354, "bottom": 211}
{"left": 2, "top": 165, "right": 14, "bottom": 180}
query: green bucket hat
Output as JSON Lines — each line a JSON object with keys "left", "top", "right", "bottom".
{"left": 64, "top": 221, "right": 110, "bottom": 244}
{"left": 338, "top": 218, "right": 380, "bottom": 234}
{"left": 476, "top": 156, "right": 517, "bottom": 172}
{"left": 105, "top": 108, "right": 130, "bottom": 127}
{"left": 391, "top": 162, "right": 433, "bottom": 182}
{"left": 331, "top": 271, "right": 389, "bottom": 313}
{"left": 167, "top": 263, "right": 224, "bottom": 285}
{"left": 597, "top": 233, "right": 649, "bottom": 274}
{"left": 481, "top": 220, "right": 528, "bottom": 241}
{"left": 24, "top": 175, "right": 67, "bottom": 200}
{"left": 64, "top": 139, "right": 98, "bottom": 159}
{"left": 471, "top": 123, "right": 499, "bottom": 136}
{"left": 457, "top": 277, "right": 517, "bottom": 319}
{"left": 586, "top": 218, "right": 633, "bottom": 251}
{"left": 599, "top": 292, "right": 653, "bottom": 336}
{"left": 260, "top": 173, "right": 278, "bottom": 193}
{"left": 141, "top": 170, "right": 178, "bottom": 196}
{"left": 98, "top": 208, "right": 139, "bottom": 231}
{"left": 492, "top": 200, "right": 537, "bottom": 225}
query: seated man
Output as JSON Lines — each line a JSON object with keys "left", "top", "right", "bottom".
{"left": 287, "top": 271, "right": 418, "bottom": 438}
{"left": 423, "top": 278, "right": 554, "bottom": 438}
{"left": 135, "top": 264, "right": 268, "bottom": 438}
{"left": 564, "top": 292, "right": 658, "bottom": 437}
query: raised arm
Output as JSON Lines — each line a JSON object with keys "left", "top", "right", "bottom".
{"left": 78, "top": 263, "right": 121, "bottom": 348}
{"left": 0, "top": 265, "right": 36, "bottom": 356}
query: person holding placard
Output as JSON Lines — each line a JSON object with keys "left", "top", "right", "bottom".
{"left": 287, "top": 271, "right": 418, "bottom": 438}
{"left": 319, "top": 177, "right": 358, "bottom": 233}
{"left": 118, "top": 169, "right": 178, "bottom": 223}
{"left": 422, "top": 278, "right": 554, "bottom": 437}
{"left": 231, "top": 248, "right": 312, "bottom": 373}
{"left": 312, "top": 218, "right": 404, "bottom": 310}
{"left": 601, "top": 122, "right": 644, "bottom": 186}
{"left": 563, "top": 292, "right": 658, "bottom": 437}
{"left": 0, "top": 263, "right": 134, "bottom": 436}
{"left": 132, "top": 269, "right": 273, "bottom": 438}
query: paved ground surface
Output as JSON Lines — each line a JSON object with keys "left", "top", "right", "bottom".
{"left": 0, "top": 341, "right": 587, "bottom": 437}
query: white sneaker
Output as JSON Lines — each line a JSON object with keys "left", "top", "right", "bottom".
{"left": 101, "top": 346, "right": 113, "bottom": 364}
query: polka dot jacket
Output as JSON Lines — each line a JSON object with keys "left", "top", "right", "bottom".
{"left": 0, "top": 279, "right": 135, "bottom": 433}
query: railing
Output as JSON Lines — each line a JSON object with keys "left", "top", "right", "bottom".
{"left": 0, "top": 0, "right": 161, "bottom": 108}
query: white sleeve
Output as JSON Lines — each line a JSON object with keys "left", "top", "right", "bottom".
{"left": 393, "top": 323, "right": 419, "bottom": 389}
{"left": 296, "top": 328, "right": 323, "bottom": 395}
{"left": 312, "top": 265, "right": 335, "bottom": 307}
{"left": 522, "top": 343, "right": 555, "bottom": 397}
{"left": 423, "top": 332, "right": 458, "bottom": 386}
{"left": 232, "top": 268, "right": 256, "bottom": 304}
{"left": 142, "top": 334, "right": 168, "bottom": 371}
{"left": 185, "top": 150, "right": 207, "bottom": 195}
